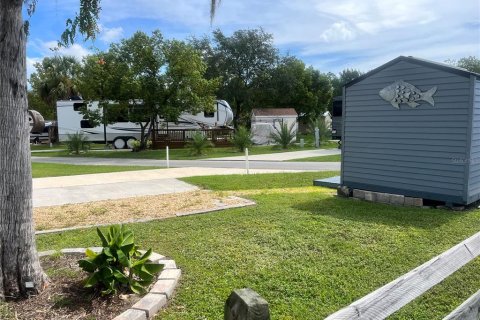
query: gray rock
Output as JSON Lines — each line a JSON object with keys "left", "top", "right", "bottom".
{"left": 224, "top": 288, "right": 270, "bottom": 320}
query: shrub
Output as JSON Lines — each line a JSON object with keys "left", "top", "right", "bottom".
{"left": 65, "top": 132, "right": 90, "bottom": 155}
{"left": 130, "top": 139, "right": 152, "bottom": 152}
{"left": 186, "top": 132, "right": 213, "bottom": 156}
{"left": 78, "top": 225, "right": 163, "bottom": 296}
{"left": 270, "top": 122, "right": 296, "bottom": 149}
{"left": 130, "top": 140, "right": 141, "bottom": 152}
{"left": 232, "top": 126, "right": 253, "bottom": 152}
{"left": 146, "top": 139, "right": 153, "bottom": 149}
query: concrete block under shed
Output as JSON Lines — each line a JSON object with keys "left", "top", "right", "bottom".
{"left": 376, "top": 193, "right": 390, "bottom": 204}
{"left": 351, "top": 189, "right": 425, "bottom": 208}
{"left": 353, "top": 189, "right": 365, "bottom": 200}
{"left": 364, "top": 191, "right": 375, "bottom": 202}
{"left": 405, "top": 197, "right": 423, "bottom": 207}
{"left": 389, "top": 194, "right": 405, "bottom": 206}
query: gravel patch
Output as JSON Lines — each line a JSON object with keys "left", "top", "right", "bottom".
{"left": 34, "top": 190, "right": 253, "bottom": 231}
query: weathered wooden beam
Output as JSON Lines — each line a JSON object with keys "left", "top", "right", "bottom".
{"left": 224, "top": 288, "right": 270, "bottom": 320}
{"left": 443, "top": 289, "right": 480, "bottom": 320}
{"left": 325, "top": 230, "right": 480, "bottom": 320}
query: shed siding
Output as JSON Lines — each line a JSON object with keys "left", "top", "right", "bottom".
{"left": 468, "top": 79, "right": 480, "bottom": 202}
{"left": 342, "top": 60, "right": 470, "bottom": 203}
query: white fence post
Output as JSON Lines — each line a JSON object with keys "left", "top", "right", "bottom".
{"left": 245, "top": 148, "right": 250, "bottom": 175}
{"left": 166, "top": 146, "right": 170, "bottom": 168}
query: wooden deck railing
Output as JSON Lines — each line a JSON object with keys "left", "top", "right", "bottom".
{"left": 151, "top": 128, "right": 234, "bottom": 149}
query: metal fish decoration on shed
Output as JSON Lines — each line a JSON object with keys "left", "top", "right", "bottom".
{"left": 379, "top": 80, "right": 437, "bottom": 109}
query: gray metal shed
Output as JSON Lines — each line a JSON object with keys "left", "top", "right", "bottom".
{"left": 341, "top": 56, "right": 480, "bottom": 205}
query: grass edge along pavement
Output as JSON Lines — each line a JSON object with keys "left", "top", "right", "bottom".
{"left": 30, "top": 141, "right": 339, "bottom": 160}
{"left": 287, "top": 153, "right": 341, "bottom": 162}
{"left": 32, "top": 162, "right": 162, "bottom": 178}
{"left": 32, "top": 171, "right": 480, "bottom": 319}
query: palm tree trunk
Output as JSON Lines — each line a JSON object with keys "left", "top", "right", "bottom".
{"left": 0, "top": 0, "right": 46, "bottom": 299}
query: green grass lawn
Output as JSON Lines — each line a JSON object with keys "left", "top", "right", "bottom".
{"left": 34, "top": 171, "right": 480, "bottom": 319}
{"left": 288, "top": 153, "right": 342, "bottom": 162}
{"left": 32, "top": 163, "right": 161, "bottom": 178}
{"left": 31, "top": 141, "right": 339, "bottom": 160}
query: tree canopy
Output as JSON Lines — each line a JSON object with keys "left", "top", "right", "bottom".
{"left": 77, "top": 31, "right": 219, "bottom": 148}
{"left": 448, "top": 56, "right": 480, "bottom": 74}
{"left": 328, "top": 68, "right": 363, "bottom": 97}
{"left": 29, "top": 55, "right": 81, "bottom": 116}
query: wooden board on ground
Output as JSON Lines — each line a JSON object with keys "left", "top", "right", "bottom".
{"left": 325, "top": 231, "right": 480, "bottom": 320}
{"left": 443, "top": 289, "right": 480, "bottom": 320}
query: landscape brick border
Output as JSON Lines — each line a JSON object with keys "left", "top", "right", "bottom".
{"left": 38, "top": 248, "right": 181, "bottom": 320}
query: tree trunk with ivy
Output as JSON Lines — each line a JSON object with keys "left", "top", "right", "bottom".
{"left": 0, "top": 0, "right": 46, "bottom": 299}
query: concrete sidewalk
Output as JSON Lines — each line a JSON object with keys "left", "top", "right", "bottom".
{"left": 33, "top": 167, "right": 303, "bottom": 207}
{"left": 203, "top": 148, "right": 341, "bottom": 161}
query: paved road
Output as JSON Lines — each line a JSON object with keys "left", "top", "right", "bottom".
{"left": 32, "top": 151, "right": 341, "bottom": 207}
{"left": 31, "top": 156, "right": 341, "bottom": 171}
{"left": 204, "top": 149, "right": 340, "bottom": 161}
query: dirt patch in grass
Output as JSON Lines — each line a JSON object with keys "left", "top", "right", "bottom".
{"left": 4, "top": 254, "right": 139, "bottom": 320}
{"left": 34, "top": 190, "right": 251, "bottom": 231}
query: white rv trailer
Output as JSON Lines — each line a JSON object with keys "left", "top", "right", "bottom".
{"left": 56, "top": 100, "right": 234, "bottom": 149}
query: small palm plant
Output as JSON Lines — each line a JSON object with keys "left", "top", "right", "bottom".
{"left": 270, "top": 122, "right": 297, "bottom": 149}
{"left": 78, "top": 225, "right": 163, "bottom": 296}
{"left": 232, "top": 126, "right": 253, "bottom": 152}
{"left": 186, "top": 132, "right": 213, "bottom": 156}
{"left": 66, "top": 132, "right": 90, "bottom": 155}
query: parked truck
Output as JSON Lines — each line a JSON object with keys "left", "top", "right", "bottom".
{"left": 331, "top": 96, "right": 343, "bottom": 140}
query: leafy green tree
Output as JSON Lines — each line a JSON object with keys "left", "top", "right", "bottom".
{"left": 162, "top": 39, "right": 219, "bottom": 125}
{"left": 329, "top": 68, "right": 363, "bottom": 97}
{"left": 211, "top": 29, "right": 278, "bottom": 126}
{"left": 447, "top": 56, "right": 480, "bottom": 73}
{"left": 27, "top": 91, "right": 54, "bottom": 119}
{"left": 29, "top": 55, "right": 81, "bottom": 117}
{"left": 78, "top": 32, "right": 218, "bottom": 150}
{"left": 254, "top": 56, "right": 333, "bottom": 124}
{"left": 77, "top": 52, "right": 129, "bottom": 145}
{"left": 0, "top": 0, "right": 100, "bottom": 300}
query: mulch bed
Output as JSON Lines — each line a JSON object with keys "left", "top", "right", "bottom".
{"left": 6, "top": 254, "right": 140, "bottom": 320}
